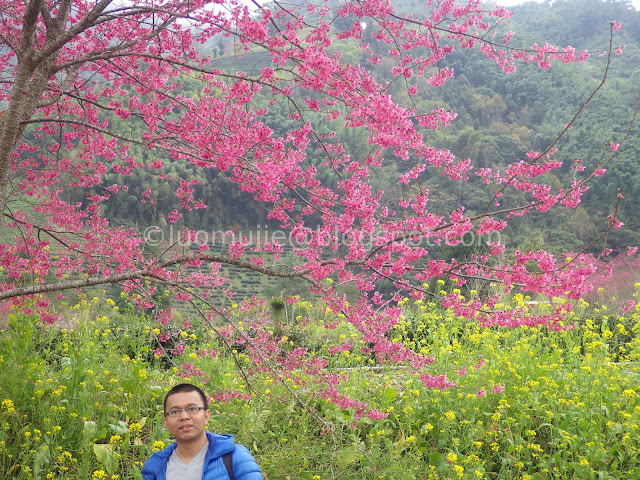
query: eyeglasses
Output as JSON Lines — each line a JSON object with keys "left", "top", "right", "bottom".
{"left": 164, "top": 406, "right": 207, "bottom": 417}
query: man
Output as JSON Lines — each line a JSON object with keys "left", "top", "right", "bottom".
{"left": 142, "top": 383, "right": 263, "bottom": 480}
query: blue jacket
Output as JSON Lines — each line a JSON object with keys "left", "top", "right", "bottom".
{"left": 142, "top": 431, "right": 263, "bottom": 480}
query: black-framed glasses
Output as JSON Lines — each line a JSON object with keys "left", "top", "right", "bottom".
{"left": 164, "top": 406, "right": 207, "bottom": 417}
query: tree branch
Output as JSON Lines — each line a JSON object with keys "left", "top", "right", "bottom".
{"left": 0, "top": 254, "right": 308, "bottom": 301}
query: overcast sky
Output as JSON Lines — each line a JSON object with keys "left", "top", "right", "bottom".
{"left": 495, "top": 0, "right": 640, "bottom": 9}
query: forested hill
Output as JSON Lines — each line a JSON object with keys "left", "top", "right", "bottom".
{"left": 97, "top": 0, "right": 640, "bottom": 255}
{"left": 430, "top": 0, "right": 640, "bottom": 253}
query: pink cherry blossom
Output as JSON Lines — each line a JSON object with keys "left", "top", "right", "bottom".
{"left": 0, "top": 0, "right": 632, "bottom": 413}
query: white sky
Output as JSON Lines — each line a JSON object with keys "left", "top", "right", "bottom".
{"left": 496, "top": 0, "right": 640, "bottom": 9}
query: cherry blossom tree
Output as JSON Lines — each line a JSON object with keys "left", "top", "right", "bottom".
{"left": 0, "top": 0, "right": 633, "bottom": 395}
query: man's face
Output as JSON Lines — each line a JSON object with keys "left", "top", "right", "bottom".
{"left": 162, "top": 390, "right": 211, "bottom": 444}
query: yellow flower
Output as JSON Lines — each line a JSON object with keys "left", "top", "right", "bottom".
{"left": 92, "top": 470, "right": 108, "bottom": 479}
{"left": 152, "top": 440, "right": 165, "bottom": 452}
{"left": 129, "top": 423, "right": 142, "bottom": 434}
{"left": 1, "top": 399, "right": 15, "bottom": 413}
{"left": 622, "top": 389, "right": 636, "bottom": 399}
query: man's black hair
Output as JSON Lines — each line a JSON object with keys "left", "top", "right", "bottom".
{"left": 163, "top": 383, "right": 208, "bottom": 412}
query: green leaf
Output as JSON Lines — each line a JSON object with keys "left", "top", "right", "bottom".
{"left": 109, "top": 420, "right": 129, "bottom": 435}
{"left": 428, "top": 451, "right": 442, "bottom": 466}
{"left": 393, "top": 436, "right": 406, "bottom": 454}
{"left": 93, "top": 444, "right": 121, "bottom": 475}
{"left": 336, "top": 446, "right": 360, "bottom": 466}
{"left": 33, "top": 444, "right": 51, "bottom": 480}
{"left": 82, "top": 420, "right": 98, "bottom": 445}
{"left": 382, "top": 387, "right": 397, "bottom": 403}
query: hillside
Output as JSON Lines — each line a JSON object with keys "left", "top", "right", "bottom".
{"left": 93, "top": 1, "right": 636, "bottom": 254}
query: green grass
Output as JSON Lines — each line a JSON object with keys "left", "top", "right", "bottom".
{"left": 1, "top": 292, "right": 639, "bottom": 480}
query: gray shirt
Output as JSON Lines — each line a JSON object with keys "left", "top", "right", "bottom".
{"left": 166, "top": 441, "right": 208, "bottom": 480}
